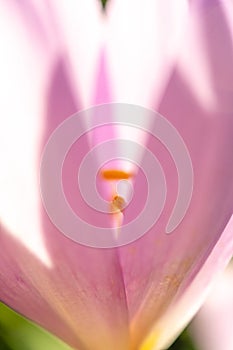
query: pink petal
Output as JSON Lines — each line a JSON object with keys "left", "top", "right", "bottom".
{"left": 113, "top": 1, "right": 233, "bottom": 348}
{"left": 0, "top": 3, "right": 129, "bottom": 350}
{"left": 139, "top": 216, "right": 233, "bottom": 349}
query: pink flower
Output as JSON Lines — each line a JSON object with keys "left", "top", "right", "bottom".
{"left": 0, "top": 1, "right": 233, "bottom": 349}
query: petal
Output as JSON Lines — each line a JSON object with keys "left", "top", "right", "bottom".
{"left": 0, "top": 0, "right": 55, "bottom": 264}
{"left": 49, "top": 0, "right": 107, "bottom": 108}
{"left": 112, "top": 1, "right": 233, "bottom": 348}
{"left": 106, "top": 0, "right": 189, "bottom": 107}
{"left": 103, "top": 0, "right": 190, "bottom": 182}
{"left": 0, "top": 3, "right": 129, "bottom": 350}
{"left": 140, "top": 216, "right": 233, "bottom": 350}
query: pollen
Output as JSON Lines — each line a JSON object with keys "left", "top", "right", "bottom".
{"left": 139, "top": 329, "right": 160, "bottom": 350}
{"left": 110, "top": 195, "right": 125, "bottom": 213}
{"left": 101, "top": 169, "right": 133, "bottom": 180}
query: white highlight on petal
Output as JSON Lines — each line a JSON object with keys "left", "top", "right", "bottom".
{"left": 117, "top": 180, "right": 133, "bottom": 206}
{"left": 178, "top": 1, "right": 233, "bottom": 114}
{"left": 103, "top": 0, "right": 189, "bottom": 176}
{"left": 0, "top": 5, "right": 52, "bottom": 267}
{"left": 107, "top": 0, "right": 189, "bottom": 107}
{"left": 178, "top": 11, "right": 216, "bottom": 112}
{"left": 50, "top": 0, "right": 106, "bottom": 108}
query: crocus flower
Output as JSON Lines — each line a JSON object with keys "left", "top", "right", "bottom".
{"left": 0, "top": 1, "right": 233, "bottom": 350}
{"left": 190, "top": 262, "right": 233, "bottom": 350}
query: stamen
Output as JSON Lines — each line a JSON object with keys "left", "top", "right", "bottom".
{"left": 101, "top": 169, "right": 133, "bottom": 181}
{"left": 110, "top": 195, "right": 125, "bottom": 239}
{"left": 110, "top": 195, "right": 125, "bottom": 213}
{"left": 100, "top": 168, "right": 132, "bottom": 238}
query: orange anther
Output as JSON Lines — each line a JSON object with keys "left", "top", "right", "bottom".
{"left": 111, "top": 195, "right": 125, "bottom": 213}
{"left": 101, "top": 169, "right": 133, "bottom": 181}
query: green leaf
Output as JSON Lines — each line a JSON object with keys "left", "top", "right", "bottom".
{"left": 168, "top": 329, "right": 196, "bottom": 350}
{"left": 0, "top": 335, "right": 13, "bottom": 350}
{"left": 0, "top": 303, "right": 72, "bottom": 350}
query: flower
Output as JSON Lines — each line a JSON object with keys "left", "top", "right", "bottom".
{"left": 0, "top": 1, "right": 233, "bottom": 350}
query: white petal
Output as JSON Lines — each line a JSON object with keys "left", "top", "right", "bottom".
{"left": 106, "top": 0, "right": 189, "bottom": 107}
{"left": 0, "top": 3, "right": 54, "bottom": 266}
